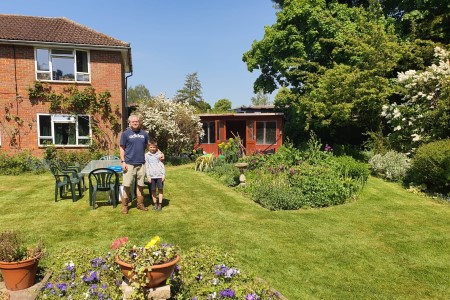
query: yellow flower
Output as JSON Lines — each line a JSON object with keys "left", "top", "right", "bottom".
{"left": 229, "top": 138, "right": 234, "bottom": 142}
{"left": 145, "top": 236, "right": 161, "bottom": 249}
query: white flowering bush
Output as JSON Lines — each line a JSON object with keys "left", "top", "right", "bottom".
{"left": 137, "top": 94, "right": 204, "bottom": 156}
{"left": 369, "top": 150, "right": 410, "bottom": 182}
{"left": 382, "top": 46, "right": 450, "bottom": 152}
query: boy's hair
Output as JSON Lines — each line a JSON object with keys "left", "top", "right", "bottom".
{"left": 149, "top": 140, "right": 158, "bottom": 146}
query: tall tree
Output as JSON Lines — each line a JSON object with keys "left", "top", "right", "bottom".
{"left": 245, "top": 0, "right": 406, "bottom": 144}
{"left": 251, "top": 90, "right": 271, "bottom": 106}
{"left": 174, "top": 72, "right": 204, "bottom": 107}
{"left": 127, "top": 84, "right": 151, "bottom": 104}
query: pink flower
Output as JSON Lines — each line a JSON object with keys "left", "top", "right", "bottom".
{"left": 111, "top": 237, "right": 129, "bottom": 250}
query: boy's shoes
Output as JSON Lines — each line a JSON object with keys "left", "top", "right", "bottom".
{"left": 153, "top": 204, "right": 158, "bottom": 210}
{"left": 157, "top": 204, "right": 162, "bottom": 211}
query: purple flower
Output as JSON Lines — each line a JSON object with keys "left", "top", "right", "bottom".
{"left": 195, "top": 274, "right": 202, "bottom": 281}
{"left": 56, "top": 283, "right": 67, "bottom": 291}
{"left": 65, "top": 261, "right": 75, "bottom": 272}
{"left": 219, "top": 288, "right": 236, "bottom": 298}
{"left": 324, "top": 144, "right": 333, "bottom": 152}
{"left": 91, "top": 257, "right": 104, "bottom": 268}
{"left": 246, "top": 293, "right": 260, "bottom": 300}
{"left": 82, "top": 271, "right": 99, "bottom": 283}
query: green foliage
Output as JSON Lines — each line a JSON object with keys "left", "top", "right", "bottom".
{"left": 212, "top": 98, "right": 232, "bottom": 113}
{"left": 206, "top": 160, "right": 240, "bottom": 187}
{"left": 369, "top": 151, "right": 411, "bottom": 182}
{"left": 218, "top": 137, "right": 243, "bottom": 163}
{"left": 173, "top": 72, "right": 210, "bottom": 112}
{"left": 194, "top": 155, "right": 216, "bottom": 172}
{"left": 28, "top": 81, "right": 121, "bottom": 153}
{"left": 127, "top": 84, "right": 151, "bottom": 104}
{"left": 171, "top": 245, "right": 282, "bottom": 300}
{"left": 0, "top": 150, "right": 47, "bottom": 175}
{"left": 331, "top": 155, "right": 370, "bottom": 182}
{"left": 37, "top": 247, "right": 122, "bottom": 300}
{"left": 405, "top": 139, "right": 450, "bottom": 195}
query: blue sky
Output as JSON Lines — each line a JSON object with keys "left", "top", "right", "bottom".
{"left": 0, "top": 0, "right": 278, "bottom": 108}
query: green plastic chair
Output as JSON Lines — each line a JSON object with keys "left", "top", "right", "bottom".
{"left": 49, "top": 162, "right": 83, "bottom": 202}
{"left": 88, "top": 168, "right": 119, "bottom": 209}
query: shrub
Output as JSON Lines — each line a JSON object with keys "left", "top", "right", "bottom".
{"left": 207, "top": 160, "right": 240, "bottom": 187}
{"left": 194, "top": 154, "right": 216, "bottom": 172}
{"left": 288, "top": 163, "right": 349, "bottom": 207}
{"left": 0, "top": 151, "right": 47, "bottom": 175}
{"left": 171, "top": 245, "right": 282, "bottom": 299}
{"left": 369, "top": 150, "right": 410, "bottom": 181}
{"left": 331, "top": 155, "right": 370, "bottom": 182}
{"left": 405, "top": 139, "right": 450, "bottom": 195}
{"left": 246, "top": 172, "right": 302, "bottom": 210}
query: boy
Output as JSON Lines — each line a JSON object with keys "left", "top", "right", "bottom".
{"left": 145, "top": 141, "right": 165, "bottom": 211}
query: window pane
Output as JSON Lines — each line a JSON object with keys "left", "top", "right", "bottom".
{"left": 39, "top": 115, "right": 51, "bottom": 136}
{"left": 256, "top": 122, "right": 264, "bottom": 144}
{"left": 201, "top": 123, "right": 208, "bottom": 143}
{"left": 208, "top": 122, "right": 215, "bottom": 143}
{"left": 266, "top": 122, "right": 276, "bottom": 144}
{"left": 52, "top": 49, "right": 73, "bottom": 56}
{"left": 76, "top": 73, "right": 90, "bottom": 81}
{"left": 54, "top": 123, "right": 76, "bottom": 145}
{"left": 36, "top": 49, "right": 49, "bottom": 71}
{"left": 52, "top": 57, "right": 75, "bottom": 81}
{"left": 76, "top": 51, "right": 88, "bottom": 72}
{"left": 37, "top": 72, "right": 51, "bottom": 80}
{"left": 78, "top": 116, "right": 90, "bottom": 137}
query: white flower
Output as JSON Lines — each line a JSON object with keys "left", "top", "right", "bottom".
{"left": 394, "top": 125, "right": 402, "bottom": 131}
{"left": 411, "top": 134, "right": 421, "bottom": 142}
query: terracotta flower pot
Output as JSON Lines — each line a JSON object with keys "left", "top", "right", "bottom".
{"left": 0, "top": 254, "right": 41, "bottom": 291}
{"left": 115, "top": 254, "right": 180, "bottom": 288}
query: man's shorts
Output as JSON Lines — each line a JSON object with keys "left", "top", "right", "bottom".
{"left": 148, "top": 178, "right": 164, "bottom": 191}
{"left": 123, "top": 164, "right": 146, "bottom": 187}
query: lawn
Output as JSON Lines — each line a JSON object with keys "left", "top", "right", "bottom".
{"left": 0, "top": 164, "right": 449, "bottom": 299}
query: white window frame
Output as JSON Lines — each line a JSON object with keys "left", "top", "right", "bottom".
{"left": 201, "top": 121, "right": 216, "bottom": 144}
{"left": 37, "top": 114, "right": 92, "bottom": 147}
{"left": 35, "top": 48, "right": 91, "bottom": 82}
{"left": 256, "top": 121, "right": 277, "bottom": 145}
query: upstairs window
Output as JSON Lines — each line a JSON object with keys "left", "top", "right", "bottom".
{"left": 256, "top": 121, "right": 276, "bottom": 145}
{"left": 38, "top": 114, "right": 91, "bottom": 147}
{"left": 201, "top": 122, "right": 216, "bottom": 144}
{"left": 36, "top": 48, "right": 90, "bottom": 82}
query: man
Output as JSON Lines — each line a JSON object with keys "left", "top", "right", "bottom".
{"left": 120, "top": 115, "right": 161, "bottom": 214}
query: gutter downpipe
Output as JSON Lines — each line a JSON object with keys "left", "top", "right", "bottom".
{"left": 124, "top": 72, "right": 133, "bottom": 128}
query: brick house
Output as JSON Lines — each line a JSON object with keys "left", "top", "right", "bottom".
{"left": 196, "top": 105, "right": 283, "bottom": 156}
{"left": 0, "top": 14, "right": 132, "bottom": 156}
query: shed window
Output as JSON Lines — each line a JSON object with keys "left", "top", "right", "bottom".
{"left": 256, "top": 121, "right": 276, "bottom": 145}
{"left": 201, "top": 122, "right": 216, "bottom": 144}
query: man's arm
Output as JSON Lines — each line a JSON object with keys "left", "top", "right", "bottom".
{"left": 120, "top": 145, "right": 128, "bottom": 171}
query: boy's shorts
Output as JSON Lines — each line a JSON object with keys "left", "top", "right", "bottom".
{"left": 123, "top": 164, "right": 146, "bottom": 187}
{"left": 148, "top": 178, "right": 164, "bottom": 191}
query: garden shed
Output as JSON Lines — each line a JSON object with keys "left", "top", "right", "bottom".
{"left": 196, "top": 105, "right": 283, "bottom": 156}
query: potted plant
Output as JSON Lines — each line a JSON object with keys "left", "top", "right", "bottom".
{"left": 112, "top": 236, "right": 180, "bottom": 289}
{"left": 0, "top": 230, "right": 44, "bottom": 291}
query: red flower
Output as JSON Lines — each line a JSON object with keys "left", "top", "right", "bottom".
{"left": 111, "top": 237, "right": 129, "bottom": 250}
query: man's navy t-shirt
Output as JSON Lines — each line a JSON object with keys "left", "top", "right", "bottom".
{"left": 120, "top": 128, "right": 149, "bottom": 165}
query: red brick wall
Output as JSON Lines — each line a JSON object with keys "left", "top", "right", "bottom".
{"left": 0, "top": 44, "right": 125, "bottom": 157}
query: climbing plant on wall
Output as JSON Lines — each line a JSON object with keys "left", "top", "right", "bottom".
{"left": 28, "top": 81, "right": 122, "bottom": 152}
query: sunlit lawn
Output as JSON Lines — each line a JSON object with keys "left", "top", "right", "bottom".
{"left": 0, "top": 164, "right": 449, "bottom": 299}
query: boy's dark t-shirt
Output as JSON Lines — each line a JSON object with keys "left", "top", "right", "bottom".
{"left": 120, "top": 128, "right": 149, "bottom": 164}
